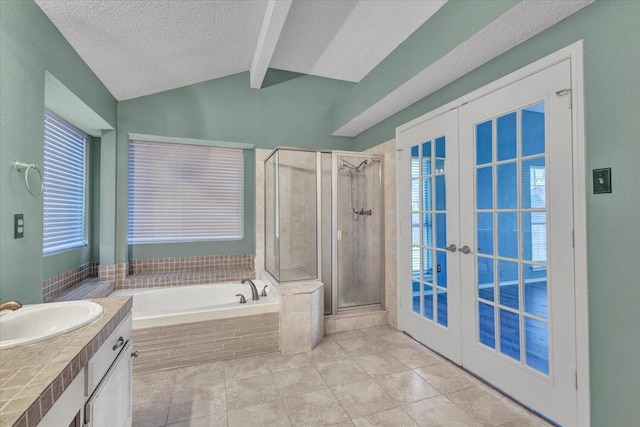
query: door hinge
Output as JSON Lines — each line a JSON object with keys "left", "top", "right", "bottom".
{"left": 556, "top": 88, "right": 572, "bottom": 108}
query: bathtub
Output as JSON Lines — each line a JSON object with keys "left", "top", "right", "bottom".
{"left": 111, "top": 281, "right": 279, "bottom": 329}
{"left": 111, "top": 281, "right": 281, "bottom": 373}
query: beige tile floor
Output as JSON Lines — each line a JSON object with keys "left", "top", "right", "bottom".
{"left": 132, "top": 325, "right": 554, "bottom": 427}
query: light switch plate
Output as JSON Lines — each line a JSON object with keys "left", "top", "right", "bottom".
{"left": 593, "top": 168, "right": 612, "bottom": 194}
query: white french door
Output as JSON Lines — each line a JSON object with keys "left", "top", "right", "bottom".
{"left": 397, "top": 110, "right": 461, "bottom": 364}
{"left": 398, "top": 59, "right": 578, "bottom": 425}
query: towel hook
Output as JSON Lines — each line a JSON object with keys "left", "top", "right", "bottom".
{"left": 14, "top": 162, "right": 44, "bottom": 196}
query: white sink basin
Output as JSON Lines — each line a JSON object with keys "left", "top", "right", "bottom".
{"left": 0, "top": 301, "right": 103, "bottom": 350}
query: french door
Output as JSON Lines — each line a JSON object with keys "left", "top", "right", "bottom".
{"left": 398, "top": 60, "right": 577, "bottom": 425}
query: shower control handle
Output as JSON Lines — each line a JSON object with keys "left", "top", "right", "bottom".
{"left": 444, "top": 244, "right": 457, "bottom": 253}
{"left": 458, "top": 245, "right": 472, "bottom": 255}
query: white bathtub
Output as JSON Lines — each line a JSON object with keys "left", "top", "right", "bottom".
{"left": 111, "top": 281, "right": 279, "bottom": 329}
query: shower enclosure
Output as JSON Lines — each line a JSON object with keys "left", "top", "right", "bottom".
{"left": 264, "top": 148, "right": 383, "bottom": 315}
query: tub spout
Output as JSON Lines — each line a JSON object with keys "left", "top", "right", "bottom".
{"left": 241, "top": 279, "right": 260, "bottom": 301}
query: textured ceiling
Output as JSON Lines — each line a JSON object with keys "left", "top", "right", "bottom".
{"left": 270, "top": 0, "right": 446, "bottom": 82}
{"left": 35, "top": 0, "right": 445, "bottom": 100}
{"left": 35, "top": 0, "right": 268, "bottom": 100}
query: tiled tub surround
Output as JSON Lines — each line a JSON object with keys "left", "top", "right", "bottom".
{"left": 263, "top": 273, "right": 324, "bottom": 355}
{"left": 42, "top": 261, "right": 100, "bottom": 302}
{"left": 112, "top": 282, "right": 280, "bottom": 373}
{"left": 0, "top": 297, "right": 132, "bottom": 427}
{"left": 131, "top": 312, "right": 280, "bottom": 374}
{"left": 111, "top": 254, "right": 256, "bottom": 289}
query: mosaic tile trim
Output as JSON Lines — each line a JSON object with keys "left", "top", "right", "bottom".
{"left": 0, "top": 297, "right": 132, "bottom": 427}
{"left": 117, "top": 269, "right": 256, "bottom": 290}
{"left": 98, "top": 262, "right": 127, "bottom": 283}
{"left": 129, "top": 254, "right": 254, "bottom": 274}
{"left": 132, "top": 312, "right": 280, "bottom": 374}
{"left": 42, "top": 262, "right": 99, "bottom": 302}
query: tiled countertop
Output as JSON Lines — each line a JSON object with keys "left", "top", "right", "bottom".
{"left": 0, "top": 297, "right": 132, "bottom": 427}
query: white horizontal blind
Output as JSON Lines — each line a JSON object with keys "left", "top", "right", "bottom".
{"left": 128, "top": 140, "right": 244, "bottom": 243}
{"left": 43, "top": 109, "right": 87, "bottom": 254}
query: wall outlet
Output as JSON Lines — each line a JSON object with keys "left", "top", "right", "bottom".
{"left": 14, "top": 214, "right": 24, "bottom": 239}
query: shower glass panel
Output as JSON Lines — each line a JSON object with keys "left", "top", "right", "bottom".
{"left": 336, "top": 154, "right": 383, "bottom": 310}
{"left": 264, "top": 149, "right": 317, "bottom": 281}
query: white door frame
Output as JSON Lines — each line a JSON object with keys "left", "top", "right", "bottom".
{"left": 395, "top": 41, "right": 589, "bottom": 426}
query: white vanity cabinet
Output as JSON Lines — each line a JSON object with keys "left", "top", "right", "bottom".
{"left": 84, "top": 313, "right": 133, "bottom": 427}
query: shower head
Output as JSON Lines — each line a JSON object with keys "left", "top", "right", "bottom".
{"left": 340, "top": 159, "right": 368, "bottom": 171}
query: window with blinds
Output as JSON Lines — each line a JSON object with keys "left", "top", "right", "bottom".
{"left": 43, "top": 110, "right": 87, "bottom": 254}
{"left": 128, "top": 140, "right": 244, "bottom": 243}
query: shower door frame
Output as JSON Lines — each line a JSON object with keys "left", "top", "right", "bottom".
{"left": 329, "top": 150, "right": 385, "bottom": 315}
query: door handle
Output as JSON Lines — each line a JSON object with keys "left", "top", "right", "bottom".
{"left": 458, "top": 245, "right": 472, "bottom": 255}
{"left": 444, "top": 244, "right": 457, "bottom": 252}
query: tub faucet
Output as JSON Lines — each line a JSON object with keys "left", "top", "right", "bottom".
{"left": 0, "top": 300, "right": 22, "bottom": 311}
{"left": 241, "top": 279, "right": 260, "bottom": 301}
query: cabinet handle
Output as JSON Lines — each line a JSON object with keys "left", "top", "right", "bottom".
{"left": 131, "top": 351, "right": 139, "bottom": 358}
{"left": 112, "top": 336, "right": 124, "bottom": 351}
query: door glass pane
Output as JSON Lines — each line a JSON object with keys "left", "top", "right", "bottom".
{"left": 521, "top": 158, "right": 546, "bottom": 209}
{"left": 423, "top": 249, "right": 433, "bottom": 283}
{"left": 498, "top": 213, "right": 518, "bottom": 259}
{"left": 522, "top": 212, "right": 547, "bottom": 262}
{"left": 436, "top": 250, "right": 447, "bottom": 288}
{"left": 411, "top": 179, "right": 420, "bottom": 211}
{"left": 476, "top": 167, "right": 493, "bottom": 209}
{"left": 476, "top": 120, "right": 492, "bottom": 165}
{"left": 500, "top": 309, "right": 521, "bottom": 361}
{"left": 479, "top": 302, "right": 495, "bottom": 349}
{"left": 522, "top": 102, "right": 545, "bottom": 156}
{"left": 423, "top": 214, "right": 433, "bottom": 247}
{"left": 497, "top": 112, "right": 517, "bottom": 161}
{"left": 524, "top": 266, "right": 548, "bottom": 319}
{"left": 497, "top": 162, "right": 517, "bottom": 209}
{"left": 435, "top": 136, "right": 446, "bottom": 158}
{"left": 412, "top": 281, "right": 420, "bottom": 314}
{"left": 525, "top": 317, "right": 549, "bottom": 374}
{"left": 498, "top": 261, "right": 519, "bottom": 309}
{"left": 437, "top": 289, "right": 448, "bottom": 326}
{"left": 478, "top": 257, "right": 494, "bottom": 301}
{"left": 423, "top": 178, "right": 432, "bottom": 211}
{"left": 435, "top": 175, "right": 446, "bottom": 210}
{"left": 477, "top": 213, "right": 493, "bottom": 255}
{"left": 411, "top": 145, "right": 420, "bottom": 178}
{"left": 436, "top": 214, "right": 446, "bottom": 248}
{"left": 422, "top": 141, "right": 432, "bottom": 175}
{"left": 411, "top": 247, "right": 421, "bottom": 280}
{"left": 412, "top": 213, "right": 420, "bottom": 246}
{"left": 423, "top": 284, "right": 434, "bottom": 320}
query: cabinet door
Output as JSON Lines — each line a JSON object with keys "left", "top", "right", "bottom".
{"left": 85, "top": 340, "right": 132, "bottom": 427}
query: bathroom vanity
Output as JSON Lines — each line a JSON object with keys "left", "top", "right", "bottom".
{"left": 0, "top": 297, "right": 132, "bottom": 427}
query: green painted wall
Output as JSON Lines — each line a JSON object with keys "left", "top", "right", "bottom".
{"left": 330, "top": 0, "right": 519, "bottom": 133}
{"left": 0, "top": 0, "right": 117, "bottom": 304}
{"left": 116, "top": 71, "right": 353, "bottom": 261}
{"left": 350, "top": 1, "right": 640, "bottom": 424}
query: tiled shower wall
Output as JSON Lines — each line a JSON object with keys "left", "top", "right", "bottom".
{"left": 365, "top": 139, "right": 398, "bottom": 328}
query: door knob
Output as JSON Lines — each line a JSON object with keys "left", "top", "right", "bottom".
{"left": 444, "top": 244, "right": 457, "bottom": 252}
{"left": 458, "top": 245, "right": 471, "bottom": 254}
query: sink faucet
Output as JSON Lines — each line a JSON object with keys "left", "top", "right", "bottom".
{"left": 240, "top": 279, "right": 260, "bottom": 301}
{"left": 0, "top": 300, "right": 22, "bottom": 311}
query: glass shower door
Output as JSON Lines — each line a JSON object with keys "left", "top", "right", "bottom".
{"left": 334, "top": 153, "right": 383, "bottom": 311}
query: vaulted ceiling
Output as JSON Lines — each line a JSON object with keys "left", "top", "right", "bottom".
{"left": 35, "top": 0, "right": 446, "bottom": 100}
